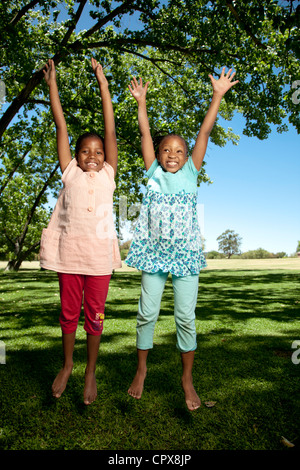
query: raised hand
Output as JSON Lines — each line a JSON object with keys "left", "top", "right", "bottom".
{"left": 208, "top": 67, "right": 239, "bottom": 96}
{"left": 128, "top": 77, "right": 149, "bottom": 102}
{"left": 91, "top": 58, "right": 108, "bottom": 87}
{"left": 43, "top": 59, "right": 56, "bottom": 86}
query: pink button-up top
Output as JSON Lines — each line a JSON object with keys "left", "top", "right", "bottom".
{"left": 39, "top": 159, "right": 122, "bottom": 275}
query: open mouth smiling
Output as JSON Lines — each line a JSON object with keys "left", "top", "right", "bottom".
{"left": 86, "top": 161, "right": 98, "bottom": 168}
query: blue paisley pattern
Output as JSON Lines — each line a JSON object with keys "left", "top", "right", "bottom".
{"left": 126, "top": 189, "right": 207, "bottom": 276}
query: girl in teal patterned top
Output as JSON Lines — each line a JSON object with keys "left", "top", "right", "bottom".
{"left": 126, "top": 68, "right": 239, "bottom": 411}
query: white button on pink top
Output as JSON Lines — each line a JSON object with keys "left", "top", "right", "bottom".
{"left": 39, "top": 159, "right": 122, "bottom": 275}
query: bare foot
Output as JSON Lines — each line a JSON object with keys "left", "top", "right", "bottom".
{"left": 52, "top": 364, "right": 73, "bottom": 398}
{"left": 128, "top": 368, "right": 147, "bottom": 399}
{"left": 84, "top": 370, "right": 97, "bottom": 405}
{"left": 181, "top": 376, "right": 201, "bottom": 411}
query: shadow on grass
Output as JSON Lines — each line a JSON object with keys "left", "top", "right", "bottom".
{"left": 1, "top": 268, "right": 299, "bottom": 351}
{"left": 1, "top": 268, "right": 300, "bottom": 449}
{"left": 1, "top": 324, "right": 299, "bottom": 446}
{"left": 1, "top": 268, "right": 299, "bottom": 320}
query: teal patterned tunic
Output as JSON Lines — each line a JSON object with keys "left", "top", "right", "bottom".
{"left": 125, "top": 158, "right": 207, "bottom": 276}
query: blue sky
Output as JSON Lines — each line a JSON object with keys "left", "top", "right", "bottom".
{"left": 197, "top": 115, "right": 300, "bottom": 255}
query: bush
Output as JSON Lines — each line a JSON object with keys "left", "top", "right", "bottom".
{"left": 206, "top": 250, "right": 226, "bottom": 259}
{"left": 240, "top": 248, "right": 287, "bottom": 259}
{"left": 119, "top": 240, "right": 132, "bottom": 260}
{"left": 241, "top": 248, "right": 273, "bottom": 259}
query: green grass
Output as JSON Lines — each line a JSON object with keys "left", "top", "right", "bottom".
{"left": 0, "top": 267, "right": 300, "bottom": 451}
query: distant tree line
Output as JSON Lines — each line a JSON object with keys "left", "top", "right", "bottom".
{"left": 119, "top": 229, "right": 297, "bottom": 261}
{"left": 205, "top": 229, "right": 297, "bottom": 259}
{"left": 206, "top": 249, "right": 289, "bottom": 260}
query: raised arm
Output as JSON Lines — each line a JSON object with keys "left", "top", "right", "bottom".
{"left": 92, "top": 58, "right": 118, "bottom": 176}
{"left": 43, "top": 60, "right": 72, "bottom": 173}
{"left": 128, "top": 77, "right": 155, "bottom": 171}
{"left": 192, "top": 67, "right": 239, "bottom": 171}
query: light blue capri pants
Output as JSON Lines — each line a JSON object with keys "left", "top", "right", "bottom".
{"left": 136, "top": 271, "right": 199, "bottom": 353}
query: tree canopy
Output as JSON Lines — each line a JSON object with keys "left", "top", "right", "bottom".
{"left": 0, "top": 0, "right": 299, "bottom": 269}
{"left": 217, "top": 229, "right": 242, "bottom": 258}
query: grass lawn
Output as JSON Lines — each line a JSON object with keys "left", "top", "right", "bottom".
{"left": 0, "top": 263, "right": 299, "bottom": 452}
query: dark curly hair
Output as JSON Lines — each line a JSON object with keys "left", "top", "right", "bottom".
{"left": 153, "top": 133, "right": 188, "bottom": 157}
{"left": 75, "top": 132, "right": 104, "bottom": 158}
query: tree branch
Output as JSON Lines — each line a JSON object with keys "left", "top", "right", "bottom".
{"left": 0, "top": 1, "right": 225, "bottom": 140}
{"left": 3, "top": 227, "right": 15, "bottom": 249}
{"left": 17, "top": 162, "right": 59, "bottom": 252}
{"left": 0, "top": 1, "right": 139, "bottom": 139}
{"left": 9, "top": 0, "right": 41, "bottom": 26}
{"left": 61, "top": 0, "right": 88, "bottom": 47}
{"left": 80, "top": 0, "right": 135, "bottom": 40}
{"left": 0, "top": 1, "right": 88, "bottom": 139}
{"left": 117, "top": 46, "right": 192, "bottom": 96}
{"left": 77, "top": 37, "right": 217, "bottom": 56}
{"left": 0, "top": 149, "right": 30, "bottom": 197}
{"left": 17, "top": 240, "right": 41, "bottom": 262}
{"left": 226, "top": 1, "right": 267, "bottom": 50}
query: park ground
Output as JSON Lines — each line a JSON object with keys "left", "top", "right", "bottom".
{"left": 0, "top": 258, "right": 299, "bottom": 454}
{"left": 1, "top": 256, "right": 300, "bottom": 272}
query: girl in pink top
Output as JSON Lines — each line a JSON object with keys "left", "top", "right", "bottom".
{"left": 40, "top": 58, "right": 121, "bottom": 405}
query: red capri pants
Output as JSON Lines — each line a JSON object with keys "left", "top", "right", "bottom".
{"left": 58, "top": 273, "right": 111, "bottom": 336}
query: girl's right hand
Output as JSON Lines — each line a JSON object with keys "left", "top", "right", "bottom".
{"left": 128, "top": 77, "right": 149, "bottom": 102}
{"left": 43, "top": 59, "right": 56, "bottom": 85}
{"left": 91, "top": 57, "right": 108, "bottom": 87}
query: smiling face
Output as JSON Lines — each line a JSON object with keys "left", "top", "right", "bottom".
{"left": 76, "top": 135, "right": 105, "bottom": 172}
{"left": 157, "top": 135, "right": 188, "bottom": 173}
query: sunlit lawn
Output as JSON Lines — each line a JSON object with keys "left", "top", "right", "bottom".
{"left": 0, "top": 266, "right": 299, "bottom": 451}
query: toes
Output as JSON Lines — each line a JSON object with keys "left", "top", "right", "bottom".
{"left": 186, "top": 399, "right": 201, "bottom": 411}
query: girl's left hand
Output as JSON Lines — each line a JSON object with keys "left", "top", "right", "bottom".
{"left": 43, "top": 59, "right": 56, "bottom": 85}
{"left": 208, "top": 67, "right": 239, "bottom": 96}
{"left": 91, "top": 57, "right": 108, "bottom": 86}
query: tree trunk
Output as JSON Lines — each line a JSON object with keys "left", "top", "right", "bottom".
{"left": 4, "top": 258, "right": 23, "bottom": 272}
{"left": 2, "top": 162, "right": 58, "bottom": 272}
